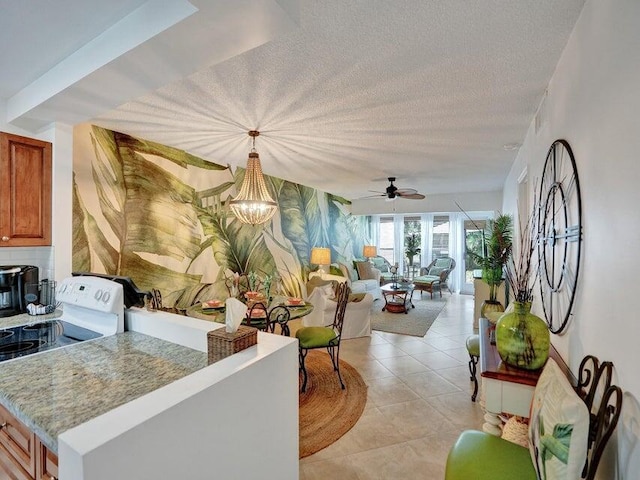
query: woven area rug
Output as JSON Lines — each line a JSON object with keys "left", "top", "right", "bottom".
{"left": 371, "top": 294, "right": 448, "bottom": 336}
{"left": 299, "top": 350, "right": 367, "bottom": 458}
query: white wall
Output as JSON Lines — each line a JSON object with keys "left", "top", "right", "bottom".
{"left": 502, "top": 2, "right": 640, "bottom": 474}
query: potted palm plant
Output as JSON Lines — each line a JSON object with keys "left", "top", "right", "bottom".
{"left": 405, "top": 232, "right": 421, "bottom": 267}
{"left": 472, "top": 214, "right": 513, "bottom": 318}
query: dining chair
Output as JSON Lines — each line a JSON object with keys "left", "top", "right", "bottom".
{"left": 267, "top": 305, "right": 291, "bottom": 336}
{"left": 295, "top": 282, "right": 350, "bottom": 393}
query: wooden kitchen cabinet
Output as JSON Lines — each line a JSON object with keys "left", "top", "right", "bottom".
{"left": 0, "top": 403, "right": 57, "bottom": 480}
{"left": 35, "top": 439, "right": 58, "bottom": 480}
{"left": 0, "top": 132, "right": 52, "bottom": 247}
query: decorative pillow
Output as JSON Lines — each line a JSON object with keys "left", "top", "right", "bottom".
{"left": 306, "top": 276, "right": 334, "bottom": 296}
{"left": 348, "top": 293, "right": 366, "bottom": 302}
{"left": 329, "top": 264, "right": 343, "bottom": 276}
{"left": 528, "top": 358, "right": 589, "bottom": 480}
{"left": 355, "top": 261, "right": 376, "bottom": 280}
{"left": 339, "top": 262, "right": 358, "bottom": 282}
{"left": 371, "top": 257, "right": 389, "bottom": 273}
{"left": 428, "top": 266, "right": 446, "bottom": 276}
{"left": 435, "top": 258, "right": 451, "bottom": 268}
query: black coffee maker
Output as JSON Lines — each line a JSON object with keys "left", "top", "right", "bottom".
{"left": 0, "top": 265, "right": 39, "bottom": 317}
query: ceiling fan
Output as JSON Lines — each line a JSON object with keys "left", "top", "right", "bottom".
{"left": 364, "top": 177, "right": 425, "bottom": 200}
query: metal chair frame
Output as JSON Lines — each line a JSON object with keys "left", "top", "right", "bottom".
{"left": 298, "top": 282, "right": 350, "bottom": 393}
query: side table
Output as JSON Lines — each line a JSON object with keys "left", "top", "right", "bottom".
{"left": 478, "top": 317, "right": 571, "bottom": 435}
{"left": 381, "top": 283, "right": 415, "bottom": 314}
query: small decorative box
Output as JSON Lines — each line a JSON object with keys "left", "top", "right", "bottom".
{"left": 207, "top": 325, "right": 258, "bottom": 364}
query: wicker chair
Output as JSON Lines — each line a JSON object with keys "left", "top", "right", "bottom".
{"left": 413, "top": 257, "right": 456, "bottom": 298}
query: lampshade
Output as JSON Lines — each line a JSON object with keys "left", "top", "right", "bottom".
{"left": 229, "top": 131, "right": 278, "bottom": 225}
{"left": 363, "top": 245, "right": 377, "bottom": 258}
{"left": 310, "top": 247, "right": 331, "bottom": 266}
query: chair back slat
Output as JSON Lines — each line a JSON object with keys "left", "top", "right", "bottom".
{"left": 332, "top": 282, "right": 351, "bottom": 337}
{"left": 268, "top": 305, "right": 291, "bottom": 336}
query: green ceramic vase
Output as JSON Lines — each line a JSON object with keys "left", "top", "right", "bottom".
{"left": 495, "top": 301, "right": 550, "bottom": 370}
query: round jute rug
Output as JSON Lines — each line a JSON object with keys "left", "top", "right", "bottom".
{"left": 299, "top": 350, "right": 367, "bottom": 458}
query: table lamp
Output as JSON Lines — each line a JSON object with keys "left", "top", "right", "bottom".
{"left": 363, "top": 245, "right": 377, "bottom": 260}
{"left": 310, "top": 247, "right": 331, "bottom": 274}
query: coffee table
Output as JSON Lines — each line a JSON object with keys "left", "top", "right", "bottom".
{"left": 381, "top": 283, "right": 415, "bottom": 314}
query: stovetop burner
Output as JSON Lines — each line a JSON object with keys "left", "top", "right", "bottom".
{"left": 0, "top": 320, "right": 103, "bottom": 362}
{"left": 0, "top": 340, "right": 45, "bottom": 355}
{"left": 0, "top": 331, "right": 14, "bottom": 340}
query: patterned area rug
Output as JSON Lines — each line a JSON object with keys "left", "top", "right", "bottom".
{"left": 371, "top": 294, "right": 448, "bottom": 337}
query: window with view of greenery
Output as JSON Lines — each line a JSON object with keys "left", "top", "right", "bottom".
{"left": 404, "top": 217, "right": 421, "bottom": 267}
{"left": 432, "top": 215, "right": 449, "bottom": 260}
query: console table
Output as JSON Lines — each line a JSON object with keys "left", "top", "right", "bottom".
{"left": 479, "top": 317, "right": 571, "bottom": 435}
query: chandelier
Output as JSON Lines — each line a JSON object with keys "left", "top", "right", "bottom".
{"left": 229, "top": 130, "right": 278, "bottom": 225}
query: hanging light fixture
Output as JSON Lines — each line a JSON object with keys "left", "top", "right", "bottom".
{"left": 229, "top": 130, "right": 278, "bottom": 225}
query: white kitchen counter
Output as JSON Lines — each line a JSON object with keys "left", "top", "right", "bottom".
{"left": 1, "top": 308, "right": 299, "bottom": 480}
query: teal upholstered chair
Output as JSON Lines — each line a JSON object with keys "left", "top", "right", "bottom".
{"left": 296, "top": 282, "right": 350, "bottom": 392}
{"left": 413, "top": 257, "right": 456, "bottom": 298}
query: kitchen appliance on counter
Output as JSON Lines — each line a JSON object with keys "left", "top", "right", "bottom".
{"left": 0, "top": 276, "right": 125, "bottom": 363}
{"left": 0, "top": 265, "right": 38, "bottom": 317}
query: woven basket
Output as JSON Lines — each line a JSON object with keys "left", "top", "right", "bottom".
{"left": 207, "top": 325, "right": 257, "bottom": 364}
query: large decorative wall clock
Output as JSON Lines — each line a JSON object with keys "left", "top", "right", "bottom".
{"left": 538, "top": 139, "right": 582, "bottom": 334}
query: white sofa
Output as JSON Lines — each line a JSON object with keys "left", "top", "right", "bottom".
{"left": 308, "top": 263, "right": 381, "bottom": 300}
{"left": 303, "top": 287, "right": 372, "bottom": 339}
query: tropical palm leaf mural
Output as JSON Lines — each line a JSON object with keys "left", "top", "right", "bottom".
{"left": 72, "top": 124, "right": 368, "bottom": 310}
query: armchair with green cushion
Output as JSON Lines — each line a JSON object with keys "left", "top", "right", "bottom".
{"left": 370, "top": 256, "right": 395, "bottom": 284}
{"left": 413, "top": 257, "right": 456, "bottom": 298}
{"left": 296, "top": 282, "right": 350, "bottom": 392}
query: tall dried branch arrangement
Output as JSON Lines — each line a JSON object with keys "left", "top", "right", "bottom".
{"left": 505, "top": 201, "right": 540, "bottom": 303}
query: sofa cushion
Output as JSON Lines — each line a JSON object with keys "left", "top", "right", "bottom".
{"left": 371, "top": 257, "right": 389, "bottom": 272}
{"left": 528, "top": 358, "right": 589, "bottom": 480}
{"left": 355, "top": 261, "right": 376, "bottom": 280}
{"left": 428, "top": 266, "right": 446, "bottom": 276}
{"left": 413, "top": 274, "right": 440, "bottom": 285}
{"left": 339, "top": 262, "right": 359, "bottom": 282}
{"left": 435, "top": 258, "right": 452, "bottom": 268}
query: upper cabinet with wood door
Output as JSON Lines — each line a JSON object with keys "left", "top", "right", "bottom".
{"left": 0, "top": 132, "right": 52, "bottom": 246}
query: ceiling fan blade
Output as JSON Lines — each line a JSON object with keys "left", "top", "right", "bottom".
{"left": 394, "top": 188, "right": 417, "bottom": 196}
{"left": 397, "top": 192, "right": 425, "bottom": 200}
{"left": 358, "top": 193, "right": 386, "bottom": 199}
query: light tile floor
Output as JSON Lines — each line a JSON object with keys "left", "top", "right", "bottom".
{"left": 300, "top": 293, "right": 484, "bottom": 479}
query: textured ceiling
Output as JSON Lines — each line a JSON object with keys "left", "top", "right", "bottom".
{"left": 1, "top": 0, "right": 586, "bottom": 208}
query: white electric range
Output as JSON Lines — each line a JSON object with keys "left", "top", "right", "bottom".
{"left": 0, "top": 276, "right": 125, "bottom": 363}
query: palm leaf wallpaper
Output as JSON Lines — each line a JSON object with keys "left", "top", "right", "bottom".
{"left": 72, "top": 124, "right": 369, "bottom": 310}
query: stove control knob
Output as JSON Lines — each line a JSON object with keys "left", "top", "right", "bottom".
{"left": 94, "top": 289, "right": 103, "bottom": 301}
{"left": 102, "top": 291, "right": 111, "bottom": 303}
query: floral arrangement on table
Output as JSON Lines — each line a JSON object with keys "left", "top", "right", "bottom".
{"left": 224, "top": 270, "right": 278, "bottom": 305}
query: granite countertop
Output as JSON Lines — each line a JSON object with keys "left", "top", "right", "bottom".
{"left": 0, "top": 310, "right": 62, "bottom": 329}
{"left": 0, "top": 331, "right": 208, "bottom": 453}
